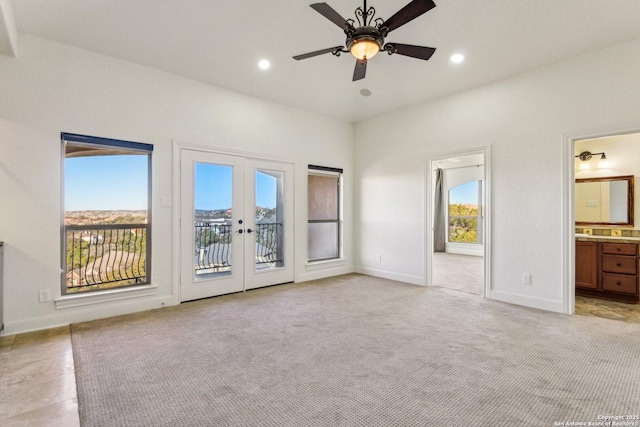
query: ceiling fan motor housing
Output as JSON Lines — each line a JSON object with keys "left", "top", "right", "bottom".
{"left": 347, "top": 26, "right": 385, "bottom": 60}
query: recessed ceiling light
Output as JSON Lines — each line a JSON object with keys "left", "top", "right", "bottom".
{"left": 450, "top": 53, "right": 465, "bottom": 64}
{"left": 258, "top": 59, "right": 271, "bottom": 70}
{"left": 360, "top": 88, "right": 372, "bottom": 97}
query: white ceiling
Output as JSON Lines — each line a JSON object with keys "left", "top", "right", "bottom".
{"left": 7, "top": 0, "right": 640, "bottom": 123}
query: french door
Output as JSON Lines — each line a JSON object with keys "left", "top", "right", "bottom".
{"left": 180, "top": 150, "right": 294, "bottom": 302}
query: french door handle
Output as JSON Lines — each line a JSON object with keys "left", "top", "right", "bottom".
{"left": 247, "top": 228, "right": 253, "bottom": 234}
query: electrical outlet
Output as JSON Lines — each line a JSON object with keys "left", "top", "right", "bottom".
{"left": 522, "top": 274, "right": 532, "bottom": 285}
{"left": 377, "top": 254, "right": 382, "bottom": 263}
{"left": 39, "top": 289, "right": 51, "bottom": 303}
{"left": 612, "top": 229, "right": 622, "bottom": 237}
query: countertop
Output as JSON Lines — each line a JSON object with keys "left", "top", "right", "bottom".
{"left": 576, "top": 234, "right": 640, "bottom": 244}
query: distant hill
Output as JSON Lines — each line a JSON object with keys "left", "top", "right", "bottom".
{"left": 65, "top": 210, "right": 147, "bottom": 225}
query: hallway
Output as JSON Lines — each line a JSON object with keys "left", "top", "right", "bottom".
{"left": 432, "top": 252, "right": 484, "bottom": 295}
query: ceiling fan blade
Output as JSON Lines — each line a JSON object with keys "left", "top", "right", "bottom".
{"left": 310, "top": 3, "right": 355, "bottom": 32}
{"left": 353, "top": 59, "right": 367, "bottom": 81}
{"left": 381, "top": 0, "right": 436, "bottom": 33}
{"left": 388, "top": 43, "right": 436, "bottom": 60}
{"left": 293, "top": 46, "right": 343, "bottom": 60}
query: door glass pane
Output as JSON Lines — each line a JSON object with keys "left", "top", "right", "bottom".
{"left": 255, "top": 169, "right": 284, "bottom": 271}
{"left": 194, "top": 163, "right": 233, "bottom": 278}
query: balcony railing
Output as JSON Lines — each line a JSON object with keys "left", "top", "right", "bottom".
{"left": 254, "top": 223, "right": 282, "bottom": 265}
{"left": 194, "top": 222, "right": 282, "bottom": 275}
{"left": 65, "top": 224, "right": 150, "bottom": 293}
{"left": 65, "top": 221, "right": 281, "bottom": 291}
{"left": 194, "top": 222, "right": 232, "bottom": 273}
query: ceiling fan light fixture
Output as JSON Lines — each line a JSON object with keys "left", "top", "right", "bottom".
{"left": 293, "top": 0, "right": 438, "bottom": 80}
{"left": 349, "top": 37, "right": 381, "bottom": 61}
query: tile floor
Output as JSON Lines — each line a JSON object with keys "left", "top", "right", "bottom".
{"left": 0, "top": 326, "right": 80, "bottom": 427}
{"left": 0, "top": 294, "right": 636, "bottom": 426}
{"left": 575, "top": 295, "right": 640, "bottom": 323}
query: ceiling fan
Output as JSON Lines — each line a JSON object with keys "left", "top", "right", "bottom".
{"left": 293, "top": 0, "right": 437, "bottom": 81}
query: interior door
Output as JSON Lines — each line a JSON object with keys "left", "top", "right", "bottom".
{"left": 180, "top": 149, "right": 294, "bottom": 302}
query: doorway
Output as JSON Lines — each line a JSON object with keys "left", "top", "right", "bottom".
{"left": 179, "top": 149, "right": 294, "bottom": 302}
{"left": 569, "top": 131, "right": 640, "bottom": 319}
{"left": 427, "top": 148, "right": 490, "bottom": 296}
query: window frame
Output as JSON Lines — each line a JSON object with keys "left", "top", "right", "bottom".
{"left": 60, "top": 133, "right": 153, "bottom": 295}
{"left": 307, "top": 165, "right": 343, "bottom": 262}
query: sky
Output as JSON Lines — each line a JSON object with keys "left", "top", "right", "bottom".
{"left": 65, "top": 155, "right": 148, "bottom": 211}
{"left": 449, "top": 181, "right": 480, "bottom": 205}
{"left": 196, "top": 163, "right": 277, "bottom": 209}
{"left": 66, "top": 157, "right": 277, "bottom": 211}
{"left": 195, "top": 163, "right": 232, "bottom": 209}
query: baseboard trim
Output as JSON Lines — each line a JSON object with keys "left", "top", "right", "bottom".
{"left": 354, "top": 266, "right": 425, "bottom": 286}
{"left": 297, "top": 265, "right": 355, "bottom": 282}
{"left": 445, "top": 243, "right": 484, "bottom": 257}
{"left": 489, "top": 290, "right": 565, "bottom": 313}
{"left": 3, "top": 294, "right": 175, "bottom": 336}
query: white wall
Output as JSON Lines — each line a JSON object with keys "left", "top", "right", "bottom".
{"left": 0, "top": 34, "right": 354, "bottom": 334}
{"left": 354, "top": 37, "right": 640, "bottom": 312}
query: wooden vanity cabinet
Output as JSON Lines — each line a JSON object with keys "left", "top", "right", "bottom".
{"left": 576, "top": 241, "right": 640, "bottom": 303}
{"left": 576, "top": 241, "right": 598, "bottom": 289}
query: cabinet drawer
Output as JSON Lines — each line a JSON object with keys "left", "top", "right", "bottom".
{"left": 601, "top": 255, "right": 637, "bottom": 274}
{"left": 602, "top": 273, "right": 638, "bottom": 295}
{"left": 601, "top": 243, "right": 638, "bottom": 256}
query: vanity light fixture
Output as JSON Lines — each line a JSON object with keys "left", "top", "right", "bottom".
{"left": 598, "top": 153, "right": 609, "bottom": 168}
{"left": 575, "top": 151, "right": 604, "bottom": 161}
{"left": 576, "top": 151, "right": 609, "bottom": 169}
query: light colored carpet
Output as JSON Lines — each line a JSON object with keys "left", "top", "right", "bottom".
{"left": 71, "top": 274, "right": 640, "bottom": 427}
{"left": 432, "top": 252, "right": 484, "bottom": 295}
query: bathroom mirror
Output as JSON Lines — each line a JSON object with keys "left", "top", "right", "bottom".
{"left": 575, "top": 175, "right": 634, "bottom": 226}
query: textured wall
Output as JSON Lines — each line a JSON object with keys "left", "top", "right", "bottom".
{"left": 0, "top": 34, "right": 354, "bottom": 333}
{"left": 354, "top": 38, "right": 640, "bottom": 311}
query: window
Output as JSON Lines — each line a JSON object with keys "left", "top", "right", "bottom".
{"left": 448, "top": 181, "right": 483, "bottom": 244}
{"left": 62, "top": 133, "right": 152, "bottom": 294}
{"left": 308, "top": 165, "right": 342, "bottom": 261}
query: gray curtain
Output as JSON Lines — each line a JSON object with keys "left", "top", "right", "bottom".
{"left": 433, "top": 168, "right": 446, "bottom": 252}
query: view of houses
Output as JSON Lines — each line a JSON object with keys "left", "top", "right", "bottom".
{"left": 65, "top": 208, "right": 280, "bottom": 292}
{"left": 65, "top": 210, "right": 148, "bottom": 292}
